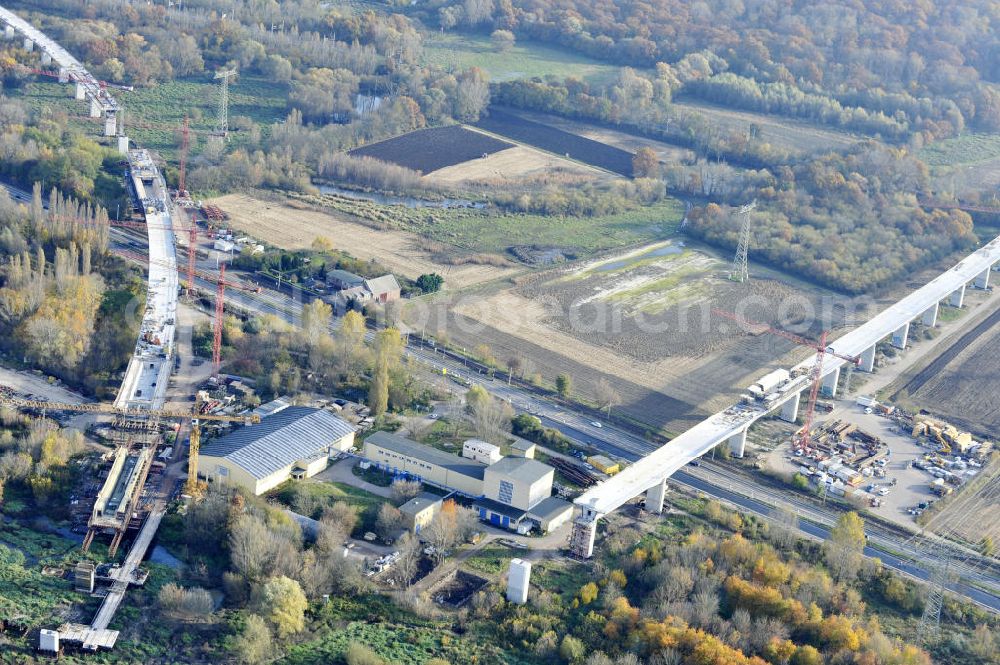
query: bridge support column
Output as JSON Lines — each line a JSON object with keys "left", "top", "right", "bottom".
{"left": 75, "top": 82, "right": 86, "bottom": 100}
{"left": 58, "top": 67, "right": 68, "bottom": 83}
{"left": 821, "top": 367, "right": 840, "bottom": 397}
{"left": 570, "top": 512, "right": 598, "bottom": 559}
{"left": 4, "top": 25, "right": 14, "bottom": 39}
{"left": 89, "top": 97, "right": 102, "bottom": 118}
{"left": 780, "top": 391, "right": 800, "bottom": 423}
{"left": 950, "top": 285, "right": 965, "bottom": 308}
{"left": 117, "top": 135, "right": 129, "bottom": 154}
{"left": 22, "top": 38, "right": 33, "bottom": 52}
{"left": 645, "top": 479, "right": 668, "bottom": 514}
{"left": 104, "top": 112, "right": 117, "bottom": 137}
{"left": 891, "top": 322, "right": 909, "bottom": 349}
{"left": 40, "top": 52, "right": 51, "bottom": 66}
{"left": 728, "top": 428, "right": 748, "bottom": 458}
{"left": 860, "top": 345, "right": 876, "bottom": 373}
{"left": 974, "top": 268, "right": 991, "bottom": 290}
{"left": 922, "top": 303, "right": 939, "bottom": 327}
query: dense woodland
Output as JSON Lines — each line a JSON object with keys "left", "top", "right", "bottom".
{"left": 419, "top": 0, "right": 1000, "bottom": 141}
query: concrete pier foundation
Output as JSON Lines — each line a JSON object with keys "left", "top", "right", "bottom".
{"left": 117, "top": 135, "right": 129, "bottom": 154}
{"left": 22, "top": 37, "right": 32, "bottom": 51}
{"left": 728, "top": 428, "right": 748, "bottom": 458}
{"left": 975, "top": 268, "right": 991, "bottom": 290}
{"left": 950, "top": 285, "right": 965, "bottom": 308}
{"left": 40, "top": 52, "right": 51, "bottom": 65}
{"left": 58, "top": 67, "right": 68, "bottom": 83}
{"left": 90, "top": 97, "right": 102, "bottom": 118}
{"left": 645, "top": 479, "right": 668, "bottom": 514}
{"left": 821, "top": 367, "right": 840, "bottom": 397}
{"left": 570, "top": 514, "right": 598, "bottom": 558}
{"left": 780, "top": 392, "right": 800, "bottom": 423}
{"left": 104, "top": 112, "right": 117, "bottom": 137}
{"left": 75, "top": 82, "right": 86, "bottom": 100}
{"left": 860, "top": 345, "right": 876, "bottom": 372}
{"left": 922, "top": 303, "right": 939, "bottom": 327}
{"left": 4, "top": 25, "right": 14, "bottom": 39}
{"left": 891, "top": 322, "right": 909, "bottom": 349}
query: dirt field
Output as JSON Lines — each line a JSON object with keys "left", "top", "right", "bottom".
{"left": 898, "top": 303, "right": 1000, "bottom": 438}
{"left": 673, "top": 100, "right": 861, "bottom": 155}
{"left": 428, "top": 141, "right": 604, "bottom": 184}
{"left": 349, "top": 125, "right": 513, "bottom": 173}
{"left": 207, "top": 193, "right": 521, "bottom": 289}
{"left": 410, "top": 240, "right": 857, "bottom": 434}
{"left": 512, "top": 111, "right": 695, "bottom": 165}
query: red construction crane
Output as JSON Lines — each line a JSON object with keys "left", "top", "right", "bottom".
{"left": 116, "top": 249, "right": 262, "bottom": 379}
{"left": 712, "top": 309, "right": 861, "bottom": 450}
{"left": 177, "top": 115, "right": 190, "bottom": 198}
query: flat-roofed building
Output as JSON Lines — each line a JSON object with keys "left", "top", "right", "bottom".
{"left": 483, "top": 457, "right": 553, "bottom": 511}
{"left": 363, "top": 431, "right": 486, "bottom": 496}
{"left": 399, "top": 492, "right": 443, "bottom": 534}
{"left": 199, "top": 406, "right": 355, "bottom": 495}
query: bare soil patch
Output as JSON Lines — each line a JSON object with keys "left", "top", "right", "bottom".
{"left": 207, "top": 193, "right": 521, "bottom": 289}
{"left": 428, "top": 142, "right": 603, "bottom": 184}
{"left": 412, "top": 240, "right": 857, "bottom": 433}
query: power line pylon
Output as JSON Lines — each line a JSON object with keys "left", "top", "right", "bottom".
{"left": 730, "top": 200, "right": 757, "bottom": 283}
{"left": 213, "top": 69, "right": 237, "bottom": 139}
{"left": 917, "top": 548, "right": 950, "bottom": 644}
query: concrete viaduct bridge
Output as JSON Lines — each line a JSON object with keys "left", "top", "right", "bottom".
{"left": 0, "top": 6, "right": 121, "bottom": 139}
{"left": 570, "top": 234, "right": 1000, "bottom": 557}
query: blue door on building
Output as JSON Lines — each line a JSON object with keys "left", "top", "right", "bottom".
{"left": 479, "top": 507, "right": 487, "bottom": 520}
{"left": 490, "top": 513, "right": 501, "bottom": 526}
{"left": 502, "top": 516, "right": 510, "bottom": 528}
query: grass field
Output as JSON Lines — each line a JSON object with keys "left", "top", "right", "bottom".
{"left": 919, "top": 132, "right": 1000, "bottom": 167}
{"left": 422, "top": 32, "right": 622, "bottom": 85}
{"left": 14, "top": 74, "right": 289, "bottom": 157}
{"left": 304, "top": 191, "right": 685, "bottom": 256}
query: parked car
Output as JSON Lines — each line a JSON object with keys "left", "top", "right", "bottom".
{"left": 590, "top": 421, "right": 603, "bottom": 428}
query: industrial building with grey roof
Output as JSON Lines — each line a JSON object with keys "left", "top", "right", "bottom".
{"left": 198, "top": 406, "right": 356, "bottom": 495}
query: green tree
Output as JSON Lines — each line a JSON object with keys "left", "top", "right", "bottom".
{"left": 416, "top": 273, "right": 444, "bottom": 293}
{"left": 231, "top": 614, "right": 272, "bottom": 664}
{"left": 369, "top": 328, "right": 402, "bottom": 418}
{"left": 556, "top": 373, "right": 572, "bottom": 398}
{"left": 491, "top": 29, "right": 516, "bottom": 53}
{"left": 632, "top": 147, "right": 659, "bottom": 178}
{"left": 257, "top": 576, "right": 307, "bottom": 638}
{"left": 559, "top": 634, "right": 586, "bottom": 663}
{"left": 791, "top": 645, "right": 823, "bottom": 665}
{"left": 301, "top": 299, "right": 332, "bottom": 348}
{"left": 345, "top": 642, "right": 386, "bottom": 665}
{"left": 979, "top": 536, "right": 995, "bottom": 556}
{"left": 824, "top": 512, "right": 866, "bottom": 583}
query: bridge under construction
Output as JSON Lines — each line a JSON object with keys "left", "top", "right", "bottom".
{"left": 571, "top": 235, "right": 1000, "bottom": 557}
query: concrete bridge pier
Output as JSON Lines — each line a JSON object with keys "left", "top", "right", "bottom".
{"left": 780, "top": 391, "right": 800, "bottom": 423}
{"left": 974, "top": 268, "right": 991, "bottom": 290}
{"left": 821, "top": 367, "right": 840, "bottom": 397}
{"left": 645, "top": 479, "right": 668, "bottom": 514}
{"left": 950, "top": 285, "right": 965, "bottom": 308}
{"left": 89, "top": 97, "right": 102, "bottom": 118}
{"left": 58, "top": 67, "right": 69, "bottom": 83}
{"left": 891, "top": 322, "right": 909, "bottom": 349}
{"left": 40, "top": 52, "right": 51, "bottom": 65}
{"left": 103, "top": 111, "right": 117, "bottom": 137}
{"left": 22, "top": 37, "right": 32, "bottom": 51}
{"left": 570, "top": 510, "right": 599, "bottom": 558}
{"left": 75, "top": 82, "right": 86, "bottom": 100}
{"left": 4, "top": 25, "right": 14, "bottom": 39}
{"left": 922, "top": 303, "right": 939, "bottom": 327}
{"left": 860, "top": 345, "right": 876, "bottom": 372}
{"left": 728, "top": 427, "right": 748, "bottom": 458}
{"left": 117, "top": 135, "right": 129, "bottom": 154}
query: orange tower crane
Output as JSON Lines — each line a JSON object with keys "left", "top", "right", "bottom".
{"left": 712, "top": 309, "right": 861, "bottom": 449}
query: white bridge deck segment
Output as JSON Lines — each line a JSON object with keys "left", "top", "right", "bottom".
{"left": 575, "top": 235, "right": 1000, "bottom": 518}
{"left": 0, "top": 6, "right": 118, "bottom": 115}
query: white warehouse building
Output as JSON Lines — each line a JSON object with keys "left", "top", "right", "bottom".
{"left": 199, "top": 406, "right": 355, "bottom": 495}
